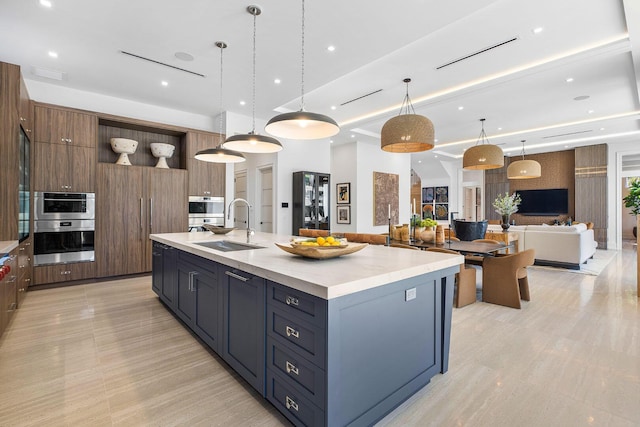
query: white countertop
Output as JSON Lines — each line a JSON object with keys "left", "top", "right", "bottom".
{"left": 0, "top": 240, "right": 18, "bottom": 254}
{"left": 150, "top": 231, "right": 463, "bottom": 300}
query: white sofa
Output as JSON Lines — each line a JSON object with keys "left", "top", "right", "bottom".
{"left": 487, "top": 223, "right": 597, "bottom": 269}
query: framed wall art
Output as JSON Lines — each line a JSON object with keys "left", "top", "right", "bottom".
{"left": 337, "top": 182, "right": 350, "bottom": 204}
{"left": 337, "top": 205, "right": 351, "bottom": 224}
{"left": 373, "top": 172, "right": 399, "bottom": 225}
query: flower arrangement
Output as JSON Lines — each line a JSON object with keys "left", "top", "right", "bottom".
{"left": 492, "top": 192, "right": 522, "bottom": 216}
{"left": 411, "top": 214, "right": 438, "bottom": 228}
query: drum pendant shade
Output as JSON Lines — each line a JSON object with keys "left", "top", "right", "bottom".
{"left": 463, "top": 118, "right": 504, "bottom": 170}
{"left": 381, "top": 114, "right": 435, "bottom": 152}
{"left": 507, "top": 140, "right": 541, "bottom": 179}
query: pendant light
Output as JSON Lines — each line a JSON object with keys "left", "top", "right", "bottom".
{"left": 223, "top": 6, "right": 283, "bottom": 154}
{"left": 381, "top": 78, "right": 435, "bottom": 153}
{"left": 194, "top": 41, "right": 246, "bottom": 164}
{"left": 462, "top": 118, "right": 504, "bottom": 170}
{"left": 507, "top": 140, "right": 541, "bottom": 179}
{"left": 265, "top": 0, "right": 339, "bottom": 140}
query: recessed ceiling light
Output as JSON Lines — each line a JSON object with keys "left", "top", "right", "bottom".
{"left": 330, "top": 106, "right": 336, "bottom": 110}
{"left": 565, "top": 77, "right": 574, "bottom": 83}
{"left": 174, "top": 52, "right": 194, "bottom": 61}
{"left": 498, "top": 127, "right": 503, "bottom": 131}
{"left": 329, "top": 140, "right": 333, "bottom": 143}
{"left": 161, "top": 81, "right": 168, "bottom": 87}
{"left": 434, "top": 155, "right": 438, "bottom": 158}
{"left": 600, "top": 127, "right": 605, "bottom": 131}
{"left": 39, "top": 0, "right": 52, "bottom": 7}
{"left": 588, "top": 109, "right": 594, "bottom": 114}
{"left": 418, "top": 160, "right": 422, "bottom": 163}
{"left": 274, "top": 78, "right": 281, "bottom": 84}
{"left": 351, "top": 134, "right": 355, "bottom": 138}
{"left": 48, "top": 51, "right": 58, "bottom": 58}
{"left": 532, "top": 27, "right": 544, "bottom": 34}
{"left": 240, "top": 101, "right": 246, "bottom": 106}
{"left": 434, "top": 139, "right": 438, "bottom": 143}
{"left": 327, "top": 45, "right": 336, "bottom": 52}
{"left": 458, "top": 106, "right": 464, "bottom": 111}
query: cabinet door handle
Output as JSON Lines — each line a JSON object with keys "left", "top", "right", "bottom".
{"left": 285, "top": 361, "right": 299, "bottom": 376}
{"left": 188, "top": 271, "right": 198, "bottom": 292}
{"left": 285, "top": 296, "right": 299, "bottom": 306}
{"left": 149, "top": 198, "right": 153, "bottom": 232}
{"left": 225, "top": 271, "right": 249, "bottom": 282}
{"left": 285, "top": 326, "right": 299, "bottom": 339}
{"left": 140, "top": 198, "right": 144, "bottom": 233}
{"left": 285, "top": 396, "right": 299, "bottom": 412}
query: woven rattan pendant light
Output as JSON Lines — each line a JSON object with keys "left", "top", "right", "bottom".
{"left": 462, "top": 118, "right": 504, "bottom": 170}
{"left": 223, "top": 6, "right": 283, "bottom": 154}
{"left": 195, "top": 42, "right": 246, "bottom": 164}
{"left": 381, "top": 78, "right": 434, "bottom": 153}
{"left": 265, "top": 0, "right": 339, "bottom": 140}
{"left": 507, "top": 140, "right": 541, "bottom": 179}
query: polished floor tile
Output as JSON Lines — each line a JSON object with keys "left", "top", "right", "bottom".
{"left": 0, "top": 246, "right": 638, "bottom": 426}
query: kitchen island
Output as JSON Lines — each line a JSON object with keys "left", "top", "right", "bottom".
{"left": 150, "top": 231, "right": 462, "bottom": 427}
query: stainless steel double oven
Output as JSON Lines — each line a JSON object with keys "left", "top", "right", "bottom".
{"left": 34, "top": 192, "right": 95, "bottom": 265}
{"left": 188, "top": 196, "right": 224, "bottom": 231}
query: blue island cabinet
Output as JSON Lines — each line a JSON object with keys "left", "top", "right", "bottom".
{"left": 152, "top": 245, "right": 457, "bottom": 427}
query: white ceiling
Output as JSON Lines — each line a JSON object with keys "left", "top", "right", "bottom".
{"left": 1, "top": 0, "right": 639, "bottom": 177}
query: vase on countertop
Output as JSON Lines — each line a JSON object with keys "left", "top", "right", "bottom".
{"left": 501, "top": 215, "right": 510, "bottom": 231}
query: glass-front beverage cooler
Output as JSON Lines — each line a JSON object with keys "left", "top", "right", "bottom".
{"left": 292, "top": 171, "right": 330, "bottom": 235}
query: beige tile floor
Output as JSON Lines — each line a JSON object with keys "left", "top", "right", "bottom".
{"left": 0, "top": 245, "right": 638, "bottom": 426}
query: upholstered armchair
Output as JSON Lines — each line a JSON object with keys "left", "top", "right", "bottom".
{"left": 482, "top": 249, "right": 535, "bottom": 309}
{"left": 427, "top": 247, "right": 477, "bottom": 308}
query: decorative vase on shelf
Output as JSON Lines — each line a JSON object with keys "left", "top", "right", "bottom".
{"left": 110, "top": 138, "right": 138, "bottom": 165}
{"left": 150, "top": 143, "right": 175, "bottom": 168}
{"left": 501, "top": 215, "right": 511, "bottom": 231}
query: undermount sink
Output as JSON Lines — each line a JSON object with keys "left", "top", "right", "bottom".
{"left": 195, "top": 240, "right": 265, "bottom": 252}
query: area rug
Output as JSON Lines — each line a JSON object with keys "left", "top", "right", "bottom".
{"left": 529, "top": 249, "right": 617, "bottom": 276}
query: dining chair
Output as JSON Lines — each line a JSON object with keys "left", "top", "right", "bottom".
{"left": 463, "top": 238, "right": 502, "bottom": 265}
{"left": 481, "top": 249, "right": 535, "bottom": 309}
{"left": 344, "top": 233, "right": 387, "bottom": 245}
{"left": 299, "top": 228, "right": 330, "bottom": 238}
{"left": 427, "top": 247, "right": 477, "bottom": 308}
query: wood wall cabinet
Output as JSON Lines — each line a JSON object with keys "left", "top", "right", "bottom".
{"left": 19, "top": 74, "right": 32, "bottom": 137}
{"left": 185, "top": 131, "right": 225, "bottom": 197}
{"left": 95, "top": 163, "right": 188, "bottom": 277}
{"left": 33, "top": 262, "right": 95, "bottom": 285}
{"left": 33, "top": 105, "right": 97, "bottom": 192}
{"left": 0, "top": 62, "right": 20, "bottom": 241}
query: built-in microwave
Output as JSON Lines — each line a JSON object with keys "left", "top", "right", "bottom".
{"left": 188, "top": 196, "right": 224, "bottom": 231}
{"left": 34, "top": 192, "right": 95, "bottom": 221}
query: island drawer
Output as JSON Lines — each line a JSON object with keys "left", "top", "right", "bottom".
{"left": 267, "top": 336, "right": 326, "bottom": 409}
{"left": 178, "top": 250, "right": 218, "bottom": 275}
{"left": 267, "top": 305, "right": 326, "bottom": 368}
{"left": 267, "top": 281, "right": 327, "bottom": 327}
{"left": 266, "top": 369, "right": 325, "bottom": 427}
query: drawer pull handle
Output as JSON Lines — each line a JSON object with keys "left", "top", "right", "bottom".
{"left": 285, "top": 361, "right": 299, "bottom": 376}
{"left": 225, "top": 271, "right": 249, "bottom": 282}
{"left": 285, "top": 296, "right": 299, "bottom": 306}
{"left": 285, "top": 326, "right": 299, "bottom": 339}
{"left": 285, "top": 396, "right": 299, "bottom": 412}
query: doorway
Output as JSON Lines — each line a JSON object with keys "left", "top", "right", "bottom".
{"left": 233, "top": 170, "right": 248, "bottom": 229}
{"left": 257, "top": 166, "right": 274, "bottom": 233}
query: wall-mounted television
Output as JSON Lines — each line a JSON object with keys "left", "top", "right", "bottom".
{"left": 515, "top": 188, "right": 568, "bottom": 216}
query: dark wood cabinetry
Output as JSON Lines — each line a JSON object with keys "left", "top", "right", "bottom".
{"left": 95, "top": 163, "right": 187, "bottom": 277}
{"left": 33, "top": 261, "right": 95, "bottom": 285}
{"left": 185, "top": 131, "right": 225, "bottom": 197}
{"left": 0, "top": 63, "right": 20, "bottom": 241}
{"left": 33, "top": 105, "right": 97, "bottom": 192}
{"left": 0, "top": 248, "right": 18, "bottom": 338}
{"left": 19, "top": 75, "right": 32, "bottom": 137}
{"left": 16, "top": 237, "right": 32, "bottom": 306}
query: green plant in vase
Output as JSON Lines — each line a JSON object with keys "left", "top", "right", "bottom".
{"left": 492, "top": 192, "right": 521, "bottom": 231}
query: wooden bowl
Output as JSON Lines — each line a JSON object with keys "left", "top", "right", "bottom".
{"left": 274, "top": 242, "right": 367, "bottom": 259}
{"left": 202, "top": 225, "right": 235, "bottom": 234}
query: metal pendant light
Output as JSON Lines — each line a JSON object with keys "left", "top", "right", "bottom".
{"left": 381, "top": 78, "right": 435, "bottom": 153}
{"left": 507, "top": 140, "right": 541, "bottom": 179}
{"left": 195, "top": 41, "right": 246, "bottom": 163}
{"left": 462, "top": 118, "right": 504, "bottom": 170}
{"left": 223, "top": 6, "right": 283, "bottom": 154}
{"left": 265, "top": 0, "right": 339, "bottom": 140}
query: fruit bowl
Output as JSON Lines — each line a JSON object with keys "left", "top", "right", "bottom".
{"left": 275, "top": 242, "right": 367, "bottom": 259}
{"left": 202, "top": 225, "right": 235, "bottom": 234}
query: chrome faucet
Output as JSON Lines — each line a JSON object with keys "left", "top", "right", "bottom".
{"left": 227, "top": 198, "right": 253, "bottom": 242}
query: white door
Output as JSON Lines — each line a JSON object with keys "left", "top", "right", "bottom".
{"left": 258, "top": 166, "right": 273, "bottom": 233}
{"left": 233, "top": 170, "right": 248, "bottom": 229}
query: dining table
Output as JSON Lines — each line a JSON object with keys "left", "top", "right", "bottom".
{"left": 397, "top": 239, "right": 512, "bottom": 256}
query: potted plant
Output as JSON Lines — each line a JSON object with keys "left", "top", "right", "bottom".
{"left": 623, "top": 177, "right": 640, "bottom": 238}
{"left": 492, "top": 192, "right": 522, "bottom": 231}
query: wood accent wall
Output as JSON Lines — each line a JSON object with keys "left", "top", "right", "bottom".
{"left": 575, "top": 144, "right": 607, "bottom": 248}
{"left": 483, "top": 160, "right": 509, "bottom": 222}
{"left": 509, "top": 150, "right": 576, "bottom": 226}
